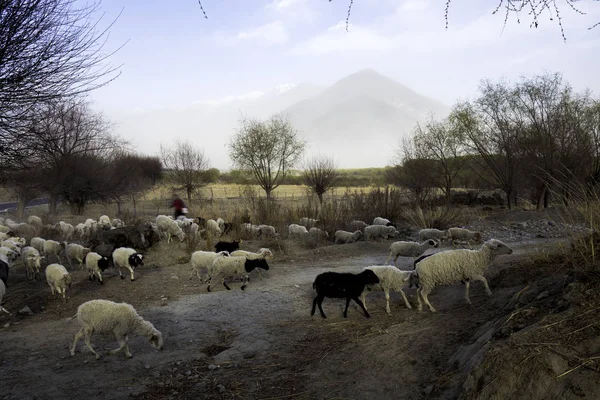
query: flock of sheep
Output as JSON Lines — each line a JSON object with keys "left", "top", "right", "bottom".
{"left": 0, "top": 212, "right": 514, "bottom": 361}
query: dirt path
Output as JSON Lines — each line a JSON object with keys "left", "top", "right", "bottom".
{"left": 0, "top": 238, "right": 563, "bottom": 400}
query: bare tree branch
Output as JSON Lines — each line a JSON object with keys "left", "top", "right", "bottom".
{"left": 302, "top": 155, "right": 340, "bottom": 205}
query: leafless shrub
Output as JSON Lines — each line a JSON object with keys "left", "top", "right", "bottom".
{"left": 302, "top": 156, "right": 340, "bottom": 206}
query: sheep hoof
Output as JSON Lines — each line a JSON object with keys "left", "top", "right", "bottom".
{"left": 99, "top": 281, "right": 104, "bottom": 285}
{"left": 120, "top": 276, "right": 125, "bottom": 280}
{"left": 126, "top": 354, "right": 133, "bottom": 359}
{"left": 130, "top": 278, "right": 135, "bottom": 282}
{"left": 207, "top": 286, "right": 212, "bottom": 292}
{"left": 70, "top": 351, "right": 75, "bottom": 357}
{"left": 95, "top": 355, "right": 102, "bottom": 360}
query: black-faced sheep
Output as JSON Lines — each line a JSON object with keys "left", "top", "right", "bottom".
{"left": 214, "top": 240, "right": 241, "bottom": 254}
{"left": 112, "top": 247, "right": 144, "bottom": 281}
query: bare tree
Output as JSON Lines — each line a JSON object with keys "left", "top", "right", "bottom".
{"left": 0, "top": 0, "right": 122, "bottom": 170}
{"left": 302, "top": 156, "right": 340, "bottom": 205}
{"left": 160, "top": 139, "right": 211, "bottom": 206}
{"left": 229, "top": 114, "right": 306, "bottom": 200}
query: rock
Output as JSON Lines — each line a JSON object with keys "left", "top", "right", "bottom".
{"left": 3, "top": 323, "right": 10, "bottom": 328}
{"left": 170, "top": 275, "right": 179, "bottom": 280}
{"left": 18, "top": 306, "right": 33, "bottom": 316}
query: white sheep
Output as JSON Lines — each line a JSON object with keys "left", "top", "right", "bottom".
{"left": 27, "top": 215, "right": 43, "bottom": 229}
{"left": 98, "top": 215, "right": 112, "bottom": 230}
{"left": 189, "top": 250, "right": 230, "bottom": 281}
{"left": 206, "top": 219, "right": 222, "bottom": 237}
{"left": 386, "top": 239, "right": 439, "bottom": 267}
{"left": 30, "top": 237, "right": 46, "bottom": 253}
{"left": 0, "top": 280, "right": 8, "bottom": 314}
{"left": 69, "top": 299, "right": 163, "bottom": 360}
{"left": 112, "top": 247, "right": 144, "bottom": 281}
{"left": 373, "top": 217, "right": 394, "bottom": 226}
{"left": 84, "top": 218, "right": 98, "bottom": 235}
{"left": 448, "top": 227, "right": 482, "bottom": 248}
{"left": 84, "top": 252, "right": 110, "bottom": 284}
{"left": 112, "top": 218, "right": 125, "bottom": 228}
{"left": 334, "top": 230, "right": 363, "bottom": 244}
{"left": 1, "top": 240, "right": 21, "bottom": 255}
{"left": 21, "top": 246, "right": 43, "bottom": 281}
{"left": 414, "top": 239, "right": 513, "bottom": 312}
{"left": 241, "top": 223, "right": 260, "bottom": 238}
{"left": 309, "top": 227, "right": 329, "bottom": 243}
{"left": 208, "top": 254, "right": 270, "bottom": 292}
{"left": 45, "top": 263, "right": 72, "bottom": 302}
{"left": 0, "top": 232, "right": 12, "bottom": 241}
{"left": 418, "top": 228, "right": 449, "bottom": 243}
{"left": 257, "top": 224, "right": 279, "bottom": 239}
{"left": 43, "top": 240, "right": 65, "bottom": 263}
{"left": 156, "top": 215, "right": 185, "bottom": 243}
{"left": 230, "top": 248, "right": 274, "bottom": 280}
{"left": 216, "top": 217, "right": 225, "bottom": 231}
{"left": 288, "top": 223, "right": 309, "bottom": 239}
{"left": 360, "top": 265, "right": 415, "bottom": 314}
{"left": 364, "top": 225, "right": 398, "bottom": 242}
{"left": 74, "top": 223, "right": 87, "bottom": 238}
{"left": 299, "top": 217, "right": 318, "bottom": 228}
{"left": 58, "top": 221, "right": 75, "bottom": 240}
{"left": 349, "top": 220, "right": 368, "bottom": 232}
{"left": 0, "top": 247, "right": 19, "bottom": 263}
{"left": 65, "top": 243, "right": 92, "bottom": 269}
{"left": 0, "top": 225, "right": 10, "bottom": 233}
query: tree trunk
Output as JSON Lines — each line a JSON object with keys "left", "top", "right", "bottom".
{"left": 186, "top": 187, "right": 192, "bottom": 206}
{"left": 536, "top": 186, "right": 546, "bottom": 210}
{"left": 49, "top": 194, "right": 58, "bottom": 215}
{"left": 505, "top": 190, "right": 512, "bottom": 210}
{"left": 132, "top": 196, "right": 137, "bottom": 217}
{"left": 544, "top": 188, "right": 550, "bottom": 209}
{"left": 17, "top": 198, "right": 28, "bottom": 219}
{"left": 317, "top": 192, "right": 324, "bottom": 206}
{"left": 116, "top": 201, "right": 122, "bottom": 217}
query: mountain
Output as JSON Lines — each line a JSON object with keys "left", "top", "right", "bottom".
{"left": 105, "top": 69, "right": 449, "bottom": 169}
{"left": 282, "top": 69, "right": 450, "bottom": 166}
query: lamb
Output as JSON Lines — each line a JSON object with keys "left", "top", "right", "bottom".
{"left": 69, "top": 299, "right": 163, "bottom": 360}
{"left": 299, "top": 217, "right": 318, "bottom": 228}
{"left": 0, "top": 279, "right": 9, "bottom": 314}
{"left": 189, "top": 250, "right": 230, "bottom": 281}
{"left": 386, "top": 239, "right": 439, "bottom": 267}
{"left": 27, "top": 215, "right": 43, "bottom": 229}
{"left": 45, "top": 263, "right": 73, "bottom": 302}
{"left": 364, "top": 225, "right": 398, "bottom": 242}
{"left": 112, "top": 247, "right": 144, "bottom": 281}
{"left": 413, "top": 239, "right": 513, "bottom": 312}
{"left": 311, "top": 270, "right": 380, "bottom": 319}
{"left": 257, "top": 224, "right": 279, "bottom": 239}
{"left": 112, "top": 218, "right": 125, "bottom": 228}
{"left": 349, "top": 220, "right": 368, "bottom": 232}
{"left": 334, "top": 230, "right": 363, "bottom": 244}
{"left": 65, "top": 243, "right": 92, "bottom": 269}
{"left": 360, "top": 265, "right": 415, "bottom": 314}
{"left": 418, "top": 228, "right": 450, "bottom": 243}
{"left": 84, "top": 252, "right": 110, "bottom": 284}
{"left": 206, "top": 219, "right": 222, "bottom": 237}
{"left": 30, "top": 237, "right": 46, "bottom": 253}
{"left": 230, "top": 248, "right": 274, "bottom": 280}
{"left": 98, "top": 215, "right": 112, "bottom": 230}
{"left": 309, "top": 227, "right": 329, "bottom": 242}
{"left": 208, "top": 254, "right": 270, "bottom": 292}
{"left": 156, "top": 215, "right": 185, "bottom": 243}
{"left": 373, "top": 217, "right": 394, "bottom": 227}
{"left": 216, "top": 217, "right": 225, "bottom": 232}
{"left": 43, "top": 240, "right": 66, "bottom": 263}
{"left": 288, "top": 223, "right": 309, "bottom": 239}
{"left": 21, "top": 246, "right": 43, "bottom": 282}
{"left": 58, "top": 221, "right": 75, "bottom": 240}
{"left": 448, "top": 227, "right": 482, "bottom": 248}
{"left": 215, "top": 240, "right": 241, "bottom": 253}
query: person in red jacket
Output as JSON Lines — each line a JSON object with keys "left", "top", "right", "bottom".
{"left": 170, "top": 194, "right": 187, "bottom": 219}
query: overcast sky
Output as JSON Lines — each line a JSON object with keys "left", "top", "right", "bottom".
{"left": 88, "top": 0, "right": 600, "bottom": 168}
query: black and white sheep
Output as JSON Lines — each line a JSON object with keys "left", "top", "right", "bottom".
{"left": 69, "top": 299, "right": 163, "bottom": 360}
{"left": 311, "top": 270, "right": 380, "bottom": 319}
{"left": 413, "top": 239, "right": 513, "bottom": 312}
{"left": 208, "top": 255, "right": 269, "bottom": 292}
{"left": 85, "top": 252, "right": 110, "bottom": 284}
{"left": 229, "top": 248, "right": 274, "bottom": 280}
{"left": 189, "top": 250, "right": 230, "bottom": 281}
{"left": 112, "top": 247, "right": 144, "bottom": 281}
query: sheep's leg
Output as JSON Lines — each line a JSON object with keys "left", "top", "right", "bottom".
{"left": 0, "top": 305, "right": 10, "bottom": 314}
{"left": 398, "top": 289, "right": 412, "bottom": 309}
{"left": 61, "top": 288, "right": 67, "bottom": 303}
{"left": 384, "top": 289, "right": 391, "bottom": 314}
{"left": 97, "top": 271, "right": 103, "bottom": 285}
{"left": 416, "top": 288, "right": 423, "bottom": 311}
{"left": 342, "top": 297, "right": 351, "bottom": 318}
{"left": 472, "top": 274, "right": 492, "bottom": 296}
{"left": 385, "top": 252, "right": 392, "bottom": 265}
{"left": 108, "top": 333, "right": 132, "bottom": 358}
{"left": 190, "top": 267, "right": 197, "bottom": 280}
{"left": 420, "top": 289, "right": 436, "bottom": 312}
{"left": 115, "top": 264, "right": 124, "bottom": 279}
{"left": 464, "top": 280, "right": 472, "bottom": 304}
{"left": 49, "top": 283, "right": 55, "bottom": 297}
{"left": 360, "top": 292, "right": 368, "bottom": 311}
{"left": 126, "top": 265, "right": 135, "bottom": 281}
{"left": 83, "top": 329, "right": 101, "bottom": 360}
{"left": 352, "top": 297, "right": 371, "bottom": 318}
{"left": 312, "top": 295, "right": 326, "bottom": 318}
{"left": 222, "top": 278, "right": 231, "bottom": 290}
{"left": 256, "top": 269, "right": 264, "bottom": 281}
{"left": 70, "top": 328, "right": 84, "bottom": 356}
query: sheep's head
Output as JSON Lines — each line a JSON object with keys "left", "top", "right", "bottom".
{"left": 426, "top": 239, "right": 438, "bottom": 248}
{"left": 259, "top": 248, "right": 274, "bottom": 259}
{"left": 63, "top": 274, "right": 73, "bottom": 289}
{"left": 128, "top": 253, "right": 144, "bottom": 268}
{"left": 97, "top": 256, "right": 110, "bottom": 271}
{"left": 359, "top": 269, "right": 380, "bottom": 285}
{"left": 473, "top": 232, "right": 482, "bottom": 242}
{"left": 147, "top": 328, "right": 164, "bottom": 350}
{"left": 245, "top": 258, "right": 269, "bottom": 272}
{"left": 485, "top": 239, "right": 513, "bottom": 256}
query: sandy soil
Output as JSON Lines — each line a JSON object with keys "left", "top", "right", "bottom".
{"left": 0, "top": 236, "right": 567, "bottom": 400}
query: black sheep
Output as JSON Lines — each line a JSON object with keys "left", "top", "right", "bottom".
{"left": 311, "top": 270, "right": 380, "bottom": 319}
{"left": 214, "top": 240, "right": 241, "bottom": 253}
{"left": 0, "top": 259, "right": 8, "bottom": 287}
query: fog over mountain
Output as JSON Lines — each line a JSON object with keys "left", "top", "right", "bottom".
{"left": 107, "top": 69, "right": 450, "bottom": 170}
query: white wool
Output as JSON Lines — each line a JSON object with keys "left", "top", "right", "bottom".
{"left": 156, "top": 215, "right": 185, "bottom": 243}
{"left": 1, "top": 240, "right": 21, "bottom": 254}
{"left": 418, "top": 228, "right": 449, "bottom": 242}
{"left": 21, "top": 246, "right": 43, "bottom": 281}
{"left": 27, "top": 215, "right": 43, "bottom": 229}
{"left": 98, "top": 215, "right": 112, "bottom": 230}
{"left": 257, "top": 224, "right": 278, "bottom": 238}
{"left": 373, "top": 217, "right": 392, "bottom": 226}
{"left": 309, "top": 227, "right": 328, "bottom": 241}
{"left": 30, "top": 237, "right": 46, "bottom": 253}
{"left": 349, "top": 220, "right": 368, "bottom": 232}
{"left": 112, "top": 247, "right": 142, "bottom": 281}
{"left": 189, "top": 250, "right": 229, "bottom": 281}
{"left": 299, "top": 217, "right": 318, "bottom": 228}
{"left": 66, "top": 243, "right": 91, "bottom": 269}
{"left": 0, "top": 280, "right": 8, "bottom": 314}
{"left": 45, "top": 263, "right": 72, "bottom": 302}
{"left": 74, "top": 223, "right": 87, "bottom": 238}
{"left": 70, "top": 299, "right": 163, "bottom": 359}
{"left": 43, "top": 240, "right": 65, "bottom": 262}
{"left": 0, "top": 247, "right": 19, "bottom": 263}
{"left": 360, "top": 265, "right": 415, "bottom": 314}
{"left": 85, "top": 252, "right": 108, "bottom": 283}
{"left": 288, "top": 223, "right": 309, "bottom": 238}
{"left": 58, "top": 221, "right": 75, "bottom": 240}
{"left": 364, "top": 225, "right": 398, "bottom": 241}
{"left": 230, "top": 248, "right": 273, "bottom": 281}
{"left": 334, "top": 230, "right": 362, "bottom": 244}
{"left": 0, "top": 225, "right": 9, "bottom": 233}
{"left": 414, "top": 239, "right": 513, "bottom": 312}
{"left": 448, "top": 227, "right": 482, "bottom": 246}
{"left": 386, "top": 239, "right": 438, "bottom": 267}
{"left": 209, "top": 255, "right": 251, "bottom": 290}
{"left": 112, "top": 218, "right": 125, "bottom": 228}
{"left": 0, "top": 232, "right": 9, "bottom": 241}
{"left": 206, "top": 219, "right": 222, "bottom": 237}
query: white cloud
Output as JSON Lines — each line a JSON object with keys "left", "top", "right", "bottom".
{"left": 219, "top": 21, "right": 289, "bottom": 46}
{"left": 266, "top": 0, "right": 318, "bottom": 22}
{"left": 398, "top": 0, "right": 429, "bottom": 12}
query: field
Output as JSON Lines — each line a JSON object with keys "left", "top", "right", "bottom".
{"left": 1, "top": 205, "right": 599, "bottom": 400}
